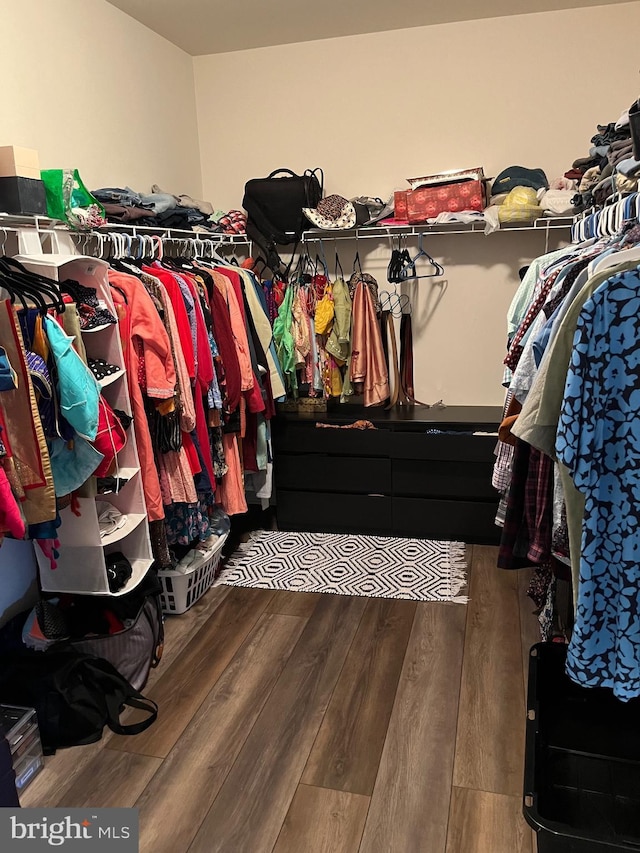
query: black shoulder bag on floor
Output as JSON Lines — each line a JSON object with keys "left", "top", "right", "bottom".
{"left": 0, "top": 647, "right": 158, "bottom": 754}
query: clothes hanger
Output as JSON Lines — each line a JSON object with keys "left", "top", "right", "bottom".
{"left": 0, "top": 272, "right": 32, "bottom": 312}
{"left": 592, "top": 232, "right": 640, "bottom": 273}
{"left": 379, "top": 280, "right": 410, "bottom": 318}
{"left": 0, "top": 258, "right": 65, "bottom": 313}
{"left": 380, "top": 240, "right": 411, "bottom": 317}
{"left": 586, "top": 194, "right": 640, "bottom": 274}
{"left": 402, "top": 233, "right": 444, "bottom": 280}
{"left": 386, "top": 237, "right": 401, "bottom": 283}
{"left": 0, "top": 269, "right": 53, "bottom": 314}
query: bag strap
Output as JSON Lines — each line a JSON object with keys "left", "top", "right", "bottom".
{"left": 306, "top": 168, "right": 324, "bottom": 194}
{"left": 83, "top": 657, "right": 158, "bottom": 736}
{"left": 104, "top": 691, "right": 158, "bottom": 736}
{"left": 267, "top": 168, "right": 300, "bottom": 179}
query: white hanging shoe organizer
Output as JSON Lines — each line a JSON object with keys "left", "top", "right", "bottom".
{"left": 16, "top": 253, "right": 152, "bottom": 596}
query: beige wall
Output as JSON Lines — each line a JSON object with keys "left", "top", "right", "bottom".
{"left": 194, "top": 3, "right": 640, "bottom": 208}
{"left": 0, "top": 0, "right": 202, "bottom": 196}
{"left": 3, "top": 3, "right": 637, "bottom": 404}
{"left": 193, "top": 2, "right": 639, "bottom": 406}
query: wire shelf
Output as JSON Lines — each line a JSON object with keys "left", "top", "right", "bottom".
{"left": 301, "top": 216, "right": 574, "bottom": 242}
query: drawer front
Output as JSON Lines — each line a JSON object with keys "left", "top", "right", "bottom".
{"left": 276, "top": 455, "right": 391, "bottom": 494}
{"left": 392, "top": 497, "right": 500, "bottom": 544}
{"left": 393, "top": 459, "right": 496, "bottom": 500}
{"left": 277, "top": 424, "right": 391, "bottom": 456}
{"left": 277, "top": 490, "right": 392, "bottom": 535}
{"left": 391, "top": 432, "right": 497, "bottom": 463}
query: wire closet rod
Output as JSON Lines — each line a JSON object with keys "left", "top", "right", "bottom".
{"left": 302, "top": 217, "right": 574, "bottom": 243}
{"left": 0, "top": 213, "right": 252, "bottom": 244}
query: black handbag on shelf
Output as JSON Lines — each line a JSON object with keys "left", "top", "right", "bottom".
{"left": 243, "top": 167, "right": 323, "bottom": 249}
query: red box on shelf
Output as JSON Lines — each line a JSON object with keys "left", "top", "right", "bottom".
{"left": 406, "top": 180, "right": 486, "bottom": 223}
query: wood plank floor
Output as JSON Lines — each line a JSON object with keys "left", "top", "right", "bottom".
{"left": 21, "top": 544, "right": 540, "bottom": 853}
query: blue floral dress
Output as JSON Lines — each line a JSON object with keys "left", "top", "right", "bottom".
{"left": 556, "top": 268, "right": 640, "bottom": 700}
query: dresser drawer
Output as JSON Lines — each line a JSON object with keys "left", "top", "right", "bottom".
{"left": 393, "top": 459, "right": 496, "bottom": 500}
{"left": 392, "top": 497, "right": 500, "bottom": 544}
{"left": 277, "top": 490, "right": 392, "bottom": 535}
{"left": 391, "top": 432, "right": 497, "bottom": 463}
{"left": 276, "top": 455, "right": 391, "bottom": 494}
{"left": 277, "top": 424, "right": 391, "bottom": 457}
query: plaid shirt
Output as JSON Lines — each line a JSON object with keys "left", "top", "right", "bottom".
{"left": 498, "top": 439, "right": 534, "bottom": 570}
{"left": 525, "top": 447, "right": 554, "bottom": 564}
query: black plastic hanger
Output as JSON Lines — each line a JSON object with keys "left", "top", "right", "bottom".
{"left": 401, "top": 233, "right": 444, "bottom": 280}
{"left": 0, "top": 258, "right": 64, "bottom": 313}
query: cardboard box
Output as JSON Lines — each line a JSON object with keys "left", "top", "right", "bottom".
{"left": 0, "top": 146, "right": 40, "bottom": 180}
{"left": 406, "top": 167, "right": 485, "bottom": 190}
{"left": 406, "top": 179, "right": 486, "bottom": 223}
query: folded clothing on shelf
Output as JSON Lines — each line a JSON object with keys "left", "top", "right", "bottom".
{"left": 97, "top": 476, "right": 130, "bottom": 494}
{"left": 88, "top": 358, "right": 121, "bottom": 381}
{"left": 96, "top": 501, "right": 128, "bottom": 539}
{"left": 105, "top": 551, "right": 133, "bottom": 593}
{"left": 60, "top": 279, "right": 117, "bottom": 330}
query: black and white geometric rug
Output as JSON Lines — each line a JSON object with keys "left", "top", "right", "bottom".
{"left": 220, "top": 531, "right": 468, "bottom": 603}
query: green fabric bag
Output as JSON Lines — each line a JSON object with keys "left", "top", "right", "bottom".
{"left": 40, "top": 169, "right": 106, "bottom": 229}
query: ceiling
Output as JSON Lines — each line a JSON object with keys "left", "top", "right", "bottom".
{"left": 106, "top": 0, "right": 637, "bottom": 56}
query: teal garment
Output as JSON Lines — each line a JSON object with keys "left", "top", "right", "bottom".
{"left": 48, "top": 436, "right": 104, "bottom": 496}
{"left": 272, "top": 285, "right": 297, "bottom": 395}
{"left": 44, "top": 316, "right": 100, "bottom": 440}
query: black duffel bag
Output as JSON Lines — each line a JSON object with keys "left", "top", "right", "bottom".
{"left": 0, "top": 646, "right": 158, "bottom": 754}
{"left": 243, "top": 167, "right": 323, "bottom": 249}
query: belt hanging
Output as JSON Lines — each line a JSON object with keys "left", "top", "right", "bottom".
{"left": 384, "top": 310, "right": 429, "bottom": 408}
{"left": 384, "top": 311, "right": 410, "bottom": 409}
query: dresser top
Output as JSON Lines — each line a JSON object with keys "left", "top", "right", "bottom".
{"left": 278, "top": 404, "right": 503, "bottom": 429}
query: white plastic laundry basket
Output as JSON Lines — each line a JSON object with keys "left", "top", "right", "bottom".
{"left": 158, "top": 533, "right": 228, "bottom": 615}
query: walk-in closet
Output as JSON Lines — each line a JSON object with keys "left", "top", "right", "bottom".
{"left": 1, "top": 2, "right": 640, "bottom": 852}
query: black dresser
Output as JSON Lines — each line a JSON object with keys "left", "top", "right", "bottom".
{"left": 272, "top": 405, "right": 502, "bottom": 544}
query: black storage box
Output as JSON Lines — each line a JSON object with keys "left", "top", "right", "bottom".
{"left": 0, "top": 176, "right": 47, "bottom": 215}
{"left": 0, "top": 734, "right": 19, "bottom": 807}
{"left": 524, "top": 643, "right": 640, "bottom": 852}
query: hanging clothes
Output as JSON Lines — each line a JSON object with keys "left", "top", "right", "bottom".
{"left": 350, "top": 279, "right": 389, "bottom": 407}
{"left": 109, "top": 269, "right": 176, "bottom": 523}
{"left": 554, "top": 267, "right": 640, "bottom": 700}
{"left": 272, "top": 283, "right": 297, "bottom": 395}
{"left": 495, "top": 203, "right": 640, "bottom": 699}
{"left": 0, "top": 300, "right": 56, "bottom": 526}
